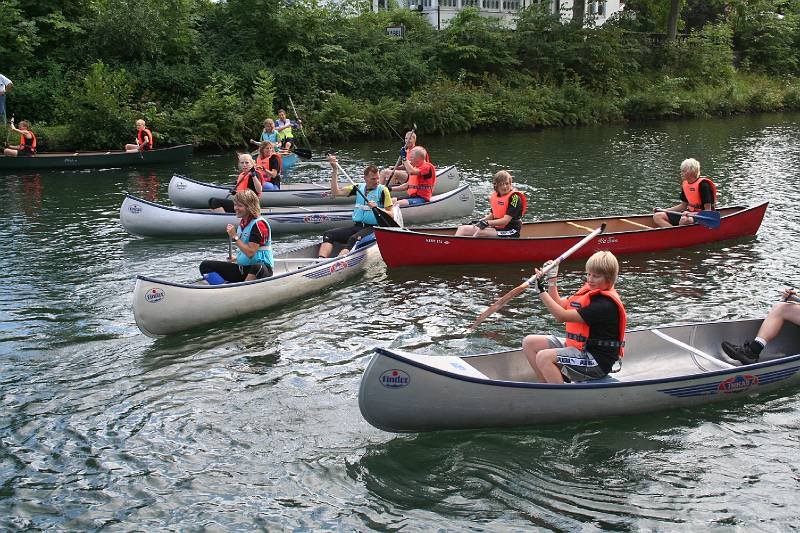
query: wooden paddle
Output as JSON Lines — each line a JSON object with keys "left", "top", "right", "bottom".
{"left": 336, "top": 163, "right": 400, "bottom": 228}
{"left": 288, "top": 95, "right": 312, "bottom": 159}
{"left": 470, "top": 223, "right": 607, "bottom": 330}
{"left": 656, "top": 209, "right": 720, "bottom": 229}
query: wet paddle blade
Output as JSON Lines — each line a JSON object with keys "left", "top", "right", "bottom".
{"left": 392, "top": 204, "right": 405, "bottom": 228}
{"left": 692, "top": 210, "right": 720, "bottom": 229}
{"left": 470, "top": 282, "right": 530, "bottom": 330}
{"left": 292, "top": 147, "right": 312, "bottom": 159}
{"left": 374, "top": 207, "right": 400, "bottom": 228}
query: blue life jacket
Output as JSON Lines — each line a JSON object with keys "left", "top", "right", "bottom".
{"left": 352, "top": 184, "right": 388, "bottom": 226}
{"left": 236, "top": 217, "right": 273, "bottom": 267}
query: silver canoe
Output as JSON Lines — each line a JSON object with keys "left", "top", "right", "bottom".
{"left": 359, "top": 319, "right": 800, "bottom": 432}
{"left": 133, "top": 238, "right": 381, "bottom": 337}
{"left": 168, "top": 165, "right": 460, "bottom": 208}
{"left": 120, "top": 184, "right": 475, "bottom": 237}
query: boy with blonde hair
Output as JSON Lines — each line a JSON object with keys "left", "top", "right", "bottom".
{"left": 522, "top": 251, "right": 627, "bottom": 383}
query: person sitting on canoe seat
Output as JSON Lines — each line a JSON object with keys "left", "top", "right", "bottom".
{"left": 380, "top": 131, "right": 428, "bottom": 187}
{"left": 209, "top": 153, "right": 265, "bottom": 213}
{"left": 250, "top": 118, "right": 279, "bottom": 150}
{"left": 721, "top": 288, "right": 800, "bottom": 365}
{"left": 199, "top": 189, "right": 273, "bottom": 284}
{"left": 318, "top": 155, "right": 393, "bottom": 258}
{"left": 125, "top": 119, "right": 154, "bottom": 153}
{"left": 275, "top": 109, "right": 300, "bottom": 151}
{"left": 255, "top": 142, "right": 282, "bottom": 191}
{"left": 522, "top": 251, "right": 627, "bottom": 384}
{"left": 3, "top": 119, "right": 36, "bottom": 157}
{"left": 455, "top": 171, "right": 526, "bottom": 238}
{"left": 653, "top": 158, "right": 717, "bottom": 227}
{"left": 391, "top": 147, "right": 436, "bottom": 207}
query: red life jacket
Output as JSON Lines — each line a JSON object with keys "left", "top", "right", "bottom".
{"left": 19, "top": 131, "right": 37, "bottom": 152}
{"left": 490, "top": 190, "right": 527, "bottom": 220}
{"left": 682, "top": 177, "right": 716, "bottom": 212}
{"left": 234, "top": 168, "right": 265, "bottom": 197}
{"left": 137, "top": 128, "right": 154, "bottom": 150}
{"left": 563, "top": 284, "right": 627, "bottom": 357}
{"left": 408, "top": 161, "right": 436, "bottom": 201}
{"left": 256, "top": 153, "right": 282, "bottom": 183}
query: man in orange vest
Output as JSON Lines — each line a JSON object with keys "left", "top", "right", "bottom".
{"left": 522, "top": 251, "right": 627, "bottom": 383}
{"left": 653, "top": 158, "right": 717, "bottom": 227}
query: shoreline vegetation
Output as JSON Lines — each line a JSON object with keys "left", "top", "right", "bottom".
{"left": 3, "top": 1, "right": 799, "bottom": 151}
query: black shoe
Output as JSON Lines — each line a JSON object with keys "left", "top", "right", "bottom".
{"left": 721, "top": 341, "right": 759, "bottom": 365}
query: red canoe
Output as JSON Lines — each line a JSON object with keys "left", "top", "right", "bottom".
{"left": 374, "top": 202, "right": 768, "bottom": 267}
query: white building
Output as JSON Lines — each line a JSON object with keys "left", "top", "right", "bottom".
{"left": 373, "top": 0, "right": 623, "bottom": 29}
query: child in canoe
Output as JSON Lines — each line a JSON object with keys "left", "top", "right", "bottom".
{"left": 522, "top": 251, "right": 627, "bottom": 384}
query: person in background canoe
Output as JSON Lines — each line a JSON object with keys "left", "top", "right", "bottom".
{"left": 249, "top": 118, "right": 279, "bottom": 149}
{"left": 199, "top": 189, "right": 273, "bottom": 284}
{"left": 0, "top": 73, "right": 12, "bottom": 124}
{"left": 275, "top": 109, "right": 300, "bottom": 151}
{"left": 125, "top": 119, "right": 154, "bottom": 153}
{"left": 380, "top": 130, "right": 428, "bottom": 187}
{"left": 390, "top": 147, "right": 436, "bottom": 207}
{"left": 255, "top": 141, "right": 282, "bottom": 191}
{"left": 318, "top": 154, "right": 393, "bottom": 258}
{"left": 3, "top": 119, "right": 36, "bottom": 157}
{"left": 209, "top": 153, "right": 265, "bottom": 213}
{"left": 721, "top": 288, "right": 800, "bottom": 365}
{"left": 522, "top": 251, "right": 627, "bottom": 384}
{"left": 455, "top": 170, "right": 526, "bottom": 238}
{"left": 652, "top": 158, "right": 717, "bottom": 227}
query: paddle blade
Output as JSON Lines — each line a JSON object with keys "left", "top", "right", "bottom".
{"left": 292, "top": 147, "right": 312, "bottom": 159}
{"left": 470, "top": 282, "right": 530, "bottom": 330}
{"left": 374, "top": 207, "right": 400, "bottom": 228}
{"left": 692, "top": 210, "right": 720, "bottom": 229}
{"left": 392, "top": 204, "right": 405, "bottom": 228}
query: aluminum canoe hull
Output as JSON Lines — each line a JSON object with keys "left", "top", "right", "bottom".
{"left": 120, "top": 184, "right": 474, "bottom": 237}
{"left": 358, "top": 318, "right": 800, "bottom": 432}
{"left": 0, "top": 144, "right": 192, "bottom": 171}
{"left": 133, "top": 241, "right": 381, "bottom": 337}
{"left": 374, "top": 202, "right": 768, "bottom": 267}
{"left": 167, "top": 165, "right": 460, "bottom": 208}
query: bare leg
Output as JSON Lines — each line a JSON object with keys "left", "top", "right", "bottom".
{"left": 535, "top": 349, "right": 565, "bottom": 384}
{"left": 3, "top": 147, "right": 18, "bottom": 156}
{"left": 318, "top": 242, "right": 334, "bottom": 258}
{"left": 653, "top": 212, "right": 672, "bottom": 228}
{"left": 756, "top": 302, "right": 800, "bottom": 344}
{"left": 522, "top": 334, "right": 551, "bottom": 381}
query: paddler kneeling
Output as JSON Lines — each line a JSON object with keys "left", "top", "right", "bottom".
{"left": 522, "top": 251, "right": 626, "bottom": 384}
{"left": 199, "top": 189, "right": 274, "bottom": 284}
{"left": 318, "top": 154, "right": 393, "bottom": 258}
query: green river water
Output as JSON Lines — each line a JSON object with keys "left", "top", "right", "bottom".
{"left": 1, "top": 113, "right": 799, "bottom": 530}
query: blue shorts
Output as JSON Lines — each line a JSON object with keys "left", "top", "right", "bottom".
{"left": 545, "top": 335, "right": 608, "bottom": 381}
{"left": 405, "top": 196, "right": 427, "bottom": 206}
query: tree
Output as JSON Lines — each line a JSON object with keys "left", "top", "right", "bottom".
{"left": 666, "top": 0, "right": 682, "bottom": 39}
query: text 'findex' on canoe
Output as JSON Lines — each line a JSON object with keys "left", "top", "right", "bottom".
{"left": 424, "top": 238, "right": 451, "bottom": 245}
{"left": 597, "top": 236, "right": 619, "bottom": 244}
{"left": 718, "top": 374, "right": 759, "bottom": 393}
{"left": 379, "top": 369, "right": 410, "bottom": 388}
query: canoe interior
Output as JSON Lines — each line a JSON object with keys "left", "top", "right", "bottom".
{"left": 458, "top": 319, "right": 800, "bottom": 383}
{"left": 418, "top": 206, "right": 747, "bottom": 239}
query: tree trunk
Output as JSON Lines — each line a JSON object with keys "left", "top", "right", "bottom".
{"left": 571, "top": 0, "right": 585, "bottom": 25}
{"left": 666, "top": 0, "right": 681, "bottom": 40}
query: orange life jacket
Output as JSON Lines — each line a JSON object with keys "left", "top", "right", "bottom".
{"left": 256, "top": 153, "right": 282, "bottom": 183}
{"left": 407, "top": 161, "right": 436, "bottom": 201}
{"left": 234, "top": 168, "right": 265, "bottom": 197}
{"left": 490, "top": 190, "right": 527, "bottom": 220}
{"left": 137, "top": 128, "right": 154, "bottom": 150}
{"left": 19, "top": 131, "right": 36, "bottom": 152}
{"left": 563, "top": 284, "right": 627, "bottom": 357}
{"left": 682, "top": 177, "right": 716, "bottom": 212}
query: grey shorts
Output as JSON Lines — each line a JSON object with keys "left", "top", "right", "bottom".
{"left": 545, "top": 335, "right": 608, "bottom": 381}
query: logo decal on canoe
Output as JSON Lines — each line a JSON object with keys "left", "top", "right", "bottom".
{"left": 719, "top": 374, "right": 759, "bottom": 393}
{"left": 379, "top": 369, "right": 410, "bottom": 388}
{"left": 597, "top": 236, "right": 619, "bottom": 244}
{"left": 424, "top": 238, "right": 450, "bottom": 245}
{"left": 329, "top": 260, "right": 348, "bottom": 273}
{"left": 144, "top": 288, "right": 165, "bottom": 303}
{"left": 175, "top": 181, "right": 187, "bottom": 190}
{"left": 128, "top": 204, "right": 142, "bottom": 214}
{"left": 303, "top": 214, "right": 331, "bottom": 224}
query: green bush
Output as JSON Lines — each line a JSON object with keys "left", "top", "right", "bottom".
{"left": 173, "top": 74, "right": 247, "bottom": 148}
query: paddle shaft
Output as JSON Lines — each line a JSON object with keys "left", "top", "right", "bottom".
{"left": 524, "top": 223, "right": 607, "bottom": 285}
{"left": 336, "top": 163, "right": 398, "bottom": 228}
{"left": 288, "top": 96, "right": 312, "bottom": 151}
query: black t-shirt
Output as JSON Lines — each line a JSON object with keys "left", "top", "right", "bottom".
{"left": 679, "top": 180, "right": 714, "bottom": 207}
{"left": 500, "top": 192, "right": 525, "bottom": 230}
{"left": 576, "top": 294, "right": 622, "bottom": 372}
